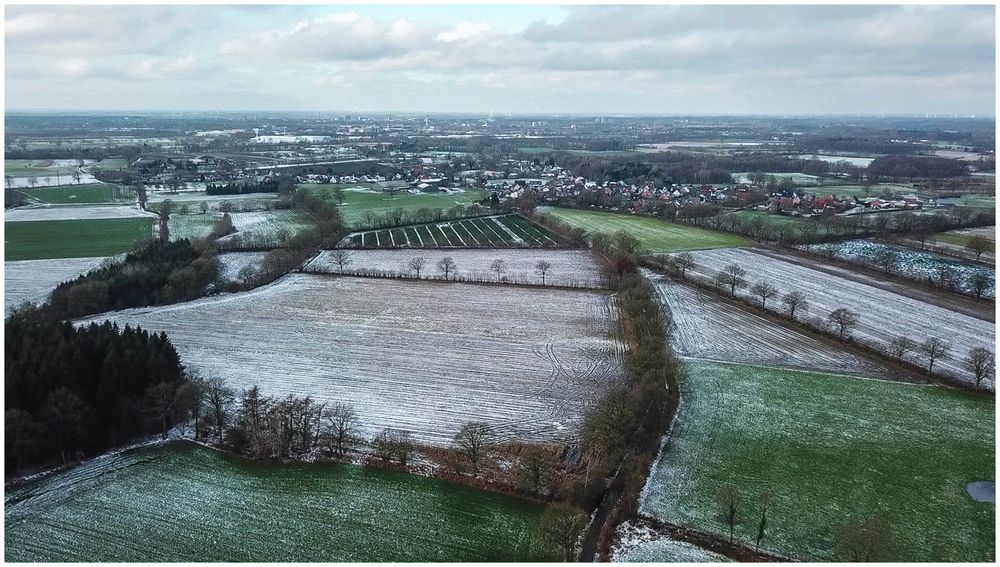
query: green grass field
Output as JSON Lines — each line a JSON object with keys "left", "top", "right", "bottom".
{"left": 300, "top": 184, "right": 482, "bottom": 226}
{"left": 5, "top": 442, "right": 551, "bottom": 562}
{"left": 642, "top": 361, "right": 995, "bottom": 562}
{"left": 4, "top": 159, "right": 77, "bottom": 177}
{"left": 4, "top": 218, "right": 153, "bottom": 260}
{"left": 540, "top": 207, "right": 750, "bottom": 252}
{"left": 19, "top": 183, "right": 132, "bottom": 205}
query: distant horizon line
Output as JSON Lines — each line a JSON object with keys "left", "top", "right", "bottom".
{"left": 4, "top": 108, "right": 994, "bottom": 120}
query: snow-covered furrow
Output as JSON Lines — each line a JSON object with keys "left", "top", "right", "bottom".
{"left": 305, "top": 249, "right": 605, "bottom": 288}
{"left": 78, "top": 274, "right": 624, "bottom": 446}
{"left": 5, "top": 257, "right": 110, "bottom": 315}
{"left": 682, "top": 247, "right": 995, "bottom": 388}
{"left": 644, "top": 270, "right": 888, "bottom": 378}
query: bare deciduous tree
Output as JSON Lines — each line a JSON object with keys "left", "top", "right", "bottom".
{"left": 715, "top": 484, "right": 742, "bottom": 544}
{"left": 536, "top": 503, "right": 587, "bottom": 562}
{"left": 490, "top": 259, "right": 506, "bottom": 282}
{"left": 782, "top": 291, "right": 808, "bottom": 321}
{"left": 453, "top": 421, "right": 494, "bottom": 477}
{"left": 673, "top": 252, "right": 695, "bottom": 279}
{"left": 887, "top": 336, "right": 914, "bottom": 363}
{"left": 755, "top": 491, "right": 773, "bottom": 552}
{"left": 716, "top": 264, "right": 748, "bottom": 299}
{"left": 965, "top": 235, "right": 993, "bottom": 261}
{"left": 751, "top": 281, "right": 779, "bottom": 309}
{"left": 969, "top": 272, "right": 991, "bottom": 302}
{"left": 828, "top": 308, "right": 860, "bottom": 340}
{"left": 408, "top": 256, "right": 426, "bottom": 277}
{"left": 330, "top": 249, "right": 352, "bottom": 273}
{"left": 519, "top": 446, "right": 553, "bottom": 495}
{"left": 965, "top": 346, "right": 994, "bottom": 390}
{"left": 535, "top": 260, "right": 552, "bottom": 285}
{"left": 438, "top": 256, "right": 456, "bottom": 280}
{"left": 204, "top": 376, "right": 235, "bottom": 442}
{"left": 834, "top": 515, "right": 893, "bottom": 562}
{"left": 920, "top": 337, "right": 950, "bottom": 373}
{"left": 325, "top": 402, "right": 358, "bottom": 454}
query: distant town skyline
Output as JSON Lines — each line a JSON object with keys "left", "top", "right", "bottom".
{"left": 5, "top": 4, "right": 996, "bottom": 116}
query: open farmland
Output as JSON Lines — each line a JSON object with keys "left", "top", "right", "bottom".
{"left": 148, "top": 190, "right": 276, "bottom": 210}
{"left": 4, "top": 256, "right": 109, "bottom": 314}
{"left": 802, "top": 239, "right": 995, "bottom": 298}
{"left": 539, "top": 207, "right": 750, "bottom": 252}
{"left": 5, "top": 204, "right": 154, "bottom": 222}
{"left": 18, "top": 183, "right": 133, "bottom": 205}
{"left": 167, "top": 213, "right": 220, "bottom": 241}
{"left": 300, "top": 184, "right": 481, "bottom": 226}
{"left": 216, "top": 210, "right": 316, "bottom": 247}
{"left": 306, "top": 249, "right": 604, "bottom": 288}
{"left": 641, "top": 360, "right": 995, "bottom": 562}
{"left": 645, "top": 271, "right": 889, "bottom": 377}
{"left": 5, "top": 218, "right": 154, "bottom": 261}
{"left": 681, "top": 247, "right": 996, "bottom": 388}
{"left": 79, "top": 274, "right": 623, "bottom": 445}
{"left": 5, "top": 442, "right": 550, "bottom": 562}
{"left": 340, "top": 214, "right": 564, "bottom": 248}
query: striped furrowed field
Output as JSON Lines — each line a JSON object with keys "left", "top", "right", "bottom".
{"left": 644, "top": 270, "right": 889, "bottom": 377}
{"left": 78, "top": 274, "right": 624, "bottom": 446}
{"left": 340, "top": 214, "right": 565, "bottom": 249}
{"left": 640, "top": 360, "right": 995, "bottom": 562}
{"left": 5, "top": 442, "right": 551, "bottom": 562}
{"left": 4, "top": 256, "right": 110, "bottom": 314}
{"left": 679, "top": 247, "right": 996, "bottom": 388}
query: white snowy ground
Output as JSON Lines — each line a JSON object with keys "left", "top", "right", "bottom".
{"left": 644, "top": 270, "right": 888, "bottom": 378}
{"left": 78, "top": 274, "right": 624, "bottom": 445}
{"left": 611, "top": 521, "right": 730, "bottom": 562}
{"left": 215, "top": 252, "right": 268, "bottom": 283}
{"left": 680, "top": 247, "right": 995, "bottom": 388}
{"left": 305, "top": 249, "right": 605, "bottom": 288}
{"left": 4, "top": 257, "right": 108, "bottom": 315}
{"left": 4, "top": 205, "right": 156, "bottom": 222}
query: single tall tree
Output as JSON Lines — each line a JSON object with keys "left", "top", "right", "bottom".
{"left": 965, "top": 235, "right": 992, "bottom": 261}
{"left": 751, "top": 281, "right": 779, "bottom": 309}
{"left": 920, "top": 337, "right": 950, "bottom": 373}
{"left": 453, "top": 421, "right": 494, "bottom": 477}
{"left": 782, "top": 290, "right": 808, "bottom": 320}
{"left": 535, "top": 260, "right": 552, "bottom": 285}
{"left": 828, "top": 308, "right": 860, "bottom": 340}
{"left": 965, "top": 346, "right": 994, "bottom": 390}
{"left": 438, "top": 256, "right": 456, "bottom": 280}
{"left": 490, "top": 259, "right": 506, "bottom": 282}
{"left": 716, "top": 264, "right": 748, "bottom": 299}
{"left": 536, "top": 503, "right": 587, "bottom": 562}
{"left": 715, "top": 484, "right": 742, "bottom": 544}
{"left": 408, "top": 256, "right": 426, "bottom": 277}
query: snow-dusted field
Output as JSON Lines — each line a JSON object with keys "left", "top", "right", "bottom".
{"left": 4, "top": 205, "right": 156, "bottom": 222}
{"left": 217, "top": 210, "right": 315, "bottom": 245}
{"left": 681, "top": 247, "right": 995, "bottom": 388}
{"left": 949, "top": 226, "right": 996, "bottom": 239}
{"left": 79, "top": 274, "right": 624, "bottom": 445}
{"left": 8, "top": 173, "right": 100, "bottom": 189}
{"left": 5, "top": 257, "right": 108, "bottom": 314}
{"left": 305, "top": 249, "right": 605, "bottom": 288}
{"left": 216, "top": 252, "right": 268, "bottom": 283}
{"left": 645, "top": 270, "right": 888, "bottom": 377}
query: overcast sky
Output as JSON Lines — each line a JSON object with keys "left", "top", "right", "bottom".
{"left": 4, "top": 4, "right": 995, "bottom": 115}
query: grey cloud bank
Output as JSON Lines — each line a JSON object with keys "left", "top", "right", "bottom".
{"left": 5, "top": 4, "right": 995, "bottom": 115}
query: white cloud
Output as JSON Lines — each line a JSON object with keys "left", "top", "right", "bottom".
{"left": 4, "top": 5, "right": 994, "bottom": 114}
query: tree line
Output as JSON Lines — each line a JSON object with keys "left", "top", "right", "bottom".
{"left": 651, "top": 255, "right": 995, "bottom": 390}
{"left": 5, "top": 313, "right": 188, "bottom": 473}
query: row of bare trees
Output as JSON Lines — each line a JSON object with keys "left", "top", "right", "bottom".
{"left": 659, "top": 256, "right": 995, "bottom": 388}
{"left": 320, "top": 250, "right": 557, "bottom": 285}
